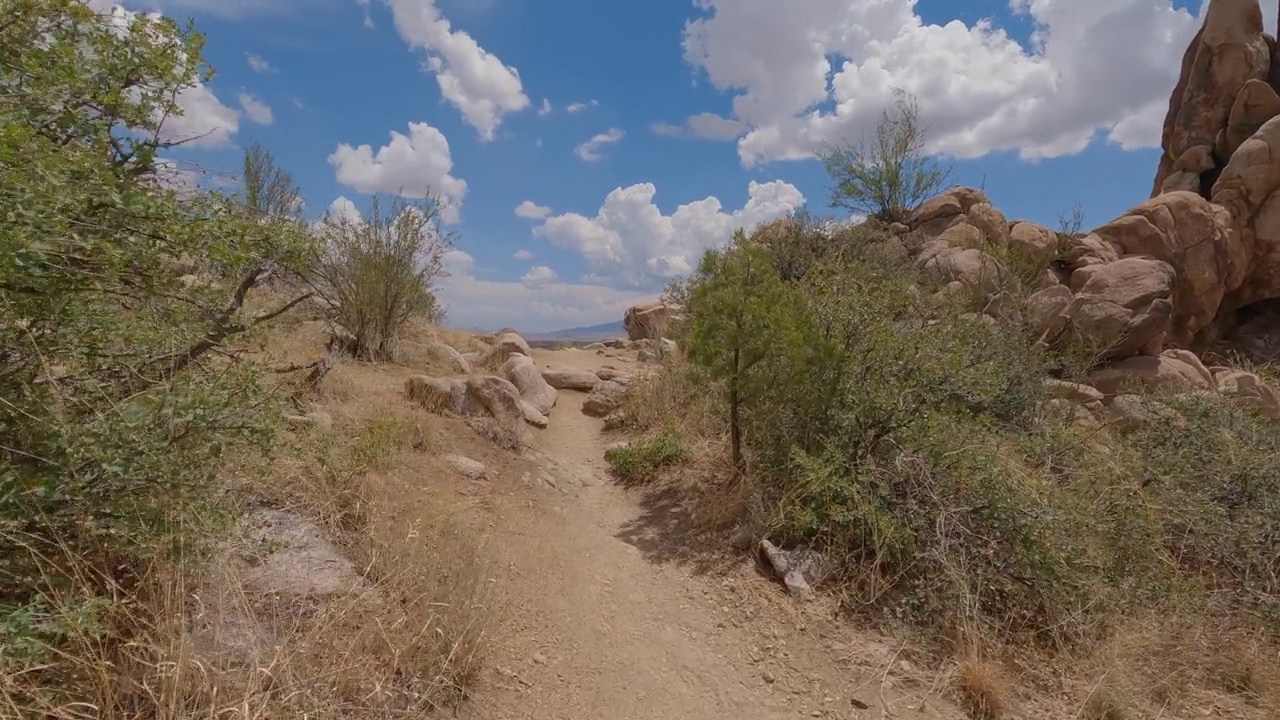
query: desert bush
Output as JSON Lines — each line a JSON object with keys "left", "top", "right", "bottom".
{"left": 667, "top": 208, "right": 1280, "bottom": 667}
{"left": 820, "top": 90, "right": 954, "bottom": 223}
{"left": 605, "top": 427, "right": 689, "bottom": 484}
{"left": 0, "top": 0, "right": 318, "bottom": 709}
{"left": 311, "top": 195, "right": 454, "bottom": 361}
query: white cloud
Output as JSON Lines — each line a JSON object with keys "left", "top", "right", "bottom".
{"left": 681, "top": 0, "right": 1221, "bottom": 165}
{"left": 535, "top": 179, "right": 805, "bottom": 289}
{"left": 538, "top": 98, "right": 552, "bottom": 116}
{"left": 158, "top": 82, "right": 239, "bottom": 147}
{"left": 521, "top": 265, "right": 558, "bottom": 286}
{"left": 328, "top": 122, "right": 468, "bottom": 222}
{"left": 513, "top": 249, "right": 534, "bottom": 260}
{"left": 87, "top": 1, "right": 239, "bottom": 147}
{"left": 326, "top": 196, "right": 362, "bottom": 223}
{"left": 574, "top": 128, "right": 625, "bottom": 162}
{"left": 246, "top": 52, "right": 274, "bottom": 73}
{"left": 237, "top": 92, "right": 273, "bottom": 125}
{"left": 566, "top": 99, "right": 599, "bottom": 113}
{"left": 650, "top": 113, "right": 746, "bottom": 140}
{"left": 436, "top": 268, "right": 657, "bottom": 333}
{"left": 514, "top": 200, "right": 551, "bottom": 219}
{"left": 385, "top": 0, "right": 530, "bottom": 141}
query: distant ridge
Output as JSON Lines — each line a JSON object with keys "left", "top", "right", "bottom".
{"left": 521, "top": 320, "right": 625, "bottom": 342}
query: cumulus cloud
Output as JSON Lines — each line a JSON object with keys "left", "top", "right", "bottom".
{"left": 574, "top": 128, "right": 625, "bottom": 162}
{"left": 238, "top": 92, "right": 273, "bottom": 125}
{"left": 538, "top": 98, "right": 552, "bottom": 116}
{"left": 85, "top": 1, "right": 240, "bottom": 147}
{"left": 328, "top": 122, "right": 468, "bottom": 222}
{"left": 680, "top": 0, "right": 1227, "bottom": 165}
{"left": 326, "top": 196, "right": 362, "bottom": 223}
{"left": 385, "top": 0, "right": 530, "bottom": 140}
{"left": 158, "top": 83, "right": 240, "bottom": 147}
{"left": 514, "top": 200, "right": 551, "bottom": 219}
{"left": 436, "top": 268, "right": 658, "bottom": 333}
{"left": 535, "top": 179, "right": 804, "bottom": 289}
{"left": 650, "top": 113, "right": 747, "bottom": 140}
{"left": 521, "top": 265, "right": 558, "bottom": 286}
{"left": 513, "top": 249, "right": 534, "bottom": 260}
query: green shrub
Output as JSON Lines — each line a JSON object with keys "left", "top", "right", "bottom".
{"left": 605, "top": 428, "right": 689, "bottom": 485}
{"left": 0, "top": 0, "right": 315, "bottom": 682}
{"left": 311, "top": 195, "right": 454, "bottom": 361}
{"left": 674, "top": 210, "right": 1280, "bottom": 649}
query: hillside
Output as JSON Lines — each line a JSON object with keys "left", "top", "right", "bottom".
{"left": 10, "top": 2, "right": 1280, "bottom": 720}
{"left": 521, "top": 319, "right": 626, "bottom": 343}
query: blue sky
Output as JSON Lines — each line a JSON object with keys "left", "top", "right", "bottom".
{"left": 112, "top": 0, "right": 1235, "bottom": 332}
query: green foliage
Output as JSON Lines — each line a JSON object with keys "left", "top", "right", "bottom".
{"left": 605, "top": 428, "right": 689, "bottom": 485}
{"left": 312, "top": 195, "right": 454, "bottom": 361}
{"left": 0, "top": 0, "right": 316, "bottom": 666}
{"left": 674, "top": 211, "right": 1280, "bottom": 646}
{"left": 685, "top": 232, "right": 806, "bottom": 472}
{"left": 820, "top": 90, "right": 954, "bottom": 223}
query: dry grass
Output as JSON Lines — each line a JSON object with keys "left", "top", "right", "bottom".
{"left": 953, "top": 655, "right": 1011, "bottom": 719}
{"left": 2, "top": 318, "right": 504, "bottom": 719}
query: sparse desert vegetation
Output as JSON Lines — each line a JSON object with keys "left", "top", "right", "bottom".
{"left": 11, "top": 0, "right": 1280, "bottom": 719}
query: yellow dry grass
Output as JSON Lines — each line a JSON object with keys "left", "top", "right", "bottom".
{"left": 1, "top": 310, "right": 506, "bottom": 719}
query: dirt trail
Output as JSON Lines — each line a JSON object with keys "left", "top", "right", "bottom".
{"left": 462, "top": 347, "right": 970, "bottom": 720}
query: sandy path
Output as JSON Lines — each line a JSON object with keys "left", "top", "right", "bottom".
{"left": 462, "top": 348, "right": 968, "bottom": 720}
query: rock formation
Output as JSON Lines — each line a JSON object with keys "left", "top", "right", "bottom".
{"left": 887, "top": 0, "right": 1280, "bottom": 416}
{"left": 623, "top": 301, "right": 684, "bottom": 341}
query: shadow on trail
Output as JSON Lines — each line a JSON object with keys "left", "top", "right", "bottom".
{"left": 613, "top": 483, "right": 743, "bottom": 577}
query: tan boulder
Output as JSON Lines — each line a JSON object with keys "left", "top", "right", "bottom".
{"left": 496, "top": 331, "right": 532, "bottom": 358}
{"left": 540, "top": 365, "right": 600, "bottom": 391}
{"left": 1152, "top": 0, "right": 1269, "bottom": 196}
{"left": 1213, "top": 367, "right": 1280, "bottom": 416}
{"left": 1026, "top": 285, "right": 1073, "bottom": 339}
{"left": 503, "top": 353, "right": 558, "bottom": 415}
{"left": 1212, "top": 114, "right": 1280, "bottom": 311}
{"left": 1223, "top": 77, "right": 1280, "bottom": 157}
{"left": 582, "top": 380, "right": 627, "bottom": 418}
{"left": 624, "top": 301, "right": 684, "bottom": 340}
{"left": 1062, "top": 257, "right": 1175, "bottom": 358}
{"left": 966, "top": 203, "right": 1010, "bottom": 248}
{"left": 917, "top": 245, "right": 1003, "bottom": 297}
{"left": 1092, "top": 192, "right": 1244, "bottom": 344}
{"left": 1085, "top": 349, "right": 1215, "bottom": 396}
{"left": 1007, "top": 221, "right": 1059, "bottom": 273}
{"left": 406, "top": 375, "right": 469, "bottom": 414}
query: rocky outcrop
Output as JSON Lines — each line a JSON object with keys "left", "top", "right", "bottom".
{"left": 623, "top": 301, "right": 684, "bottom": 340}
{"left": 1152, "top": 0, "right": 1269, "bottom": 196}
{"left": 405, "top": 373, "right": 546, "bottom": 429}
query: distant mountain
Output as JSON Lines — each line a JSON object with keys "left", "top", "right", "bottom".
{"left": 522, "top": 320, "right": 625, "bottom": 342}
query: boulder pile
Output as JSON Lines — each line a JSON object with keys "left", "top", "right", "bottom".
{"left": 887, "top": 0, "right": 1280, "bottom": 418}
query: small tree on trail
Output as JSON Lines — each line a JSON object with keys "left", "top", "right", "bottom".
{"left": 684, "top": 232, "right": 802, "bottom": 476}
{"left": 820, "top": 90, "right": 953, "bottom": 223}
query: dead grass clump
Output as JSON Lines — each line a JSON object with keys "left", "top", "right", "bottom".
{"left": 1081, "top": 686, "right": 1130, "bottom": 720}
{"left": 953, "top": 655, "right": 1012, "bottom": 719}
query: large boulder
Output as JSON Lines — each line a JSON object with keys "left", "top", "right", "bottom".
{"left": 582, "top": 380, "right": 627, "bottom": 418}
{"left": 503, "top": 353, "right": 558, "bottom": 415}
{"left": 540, "top": 365, "right": 600, "bottom": 391}
{"left": 467, "top": 374, "right": 545, "bottom": 429}
{"left": 1084, "top": 349, "right": 1215, "bottom": 396}
{"left": 406, "top": 376, "right": 470, "bottom": 414}
{"left": 495, "top": 331, "right": 532, "bottom": 358}
{"left": 623, "top": 301, "right": 684, "bottom": 340}
{"left": 1152, "top": 0, "right": 1270, "bottom": 196}
{"left": 1059, "top": 257, "right": 1176, "bottom": 359}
